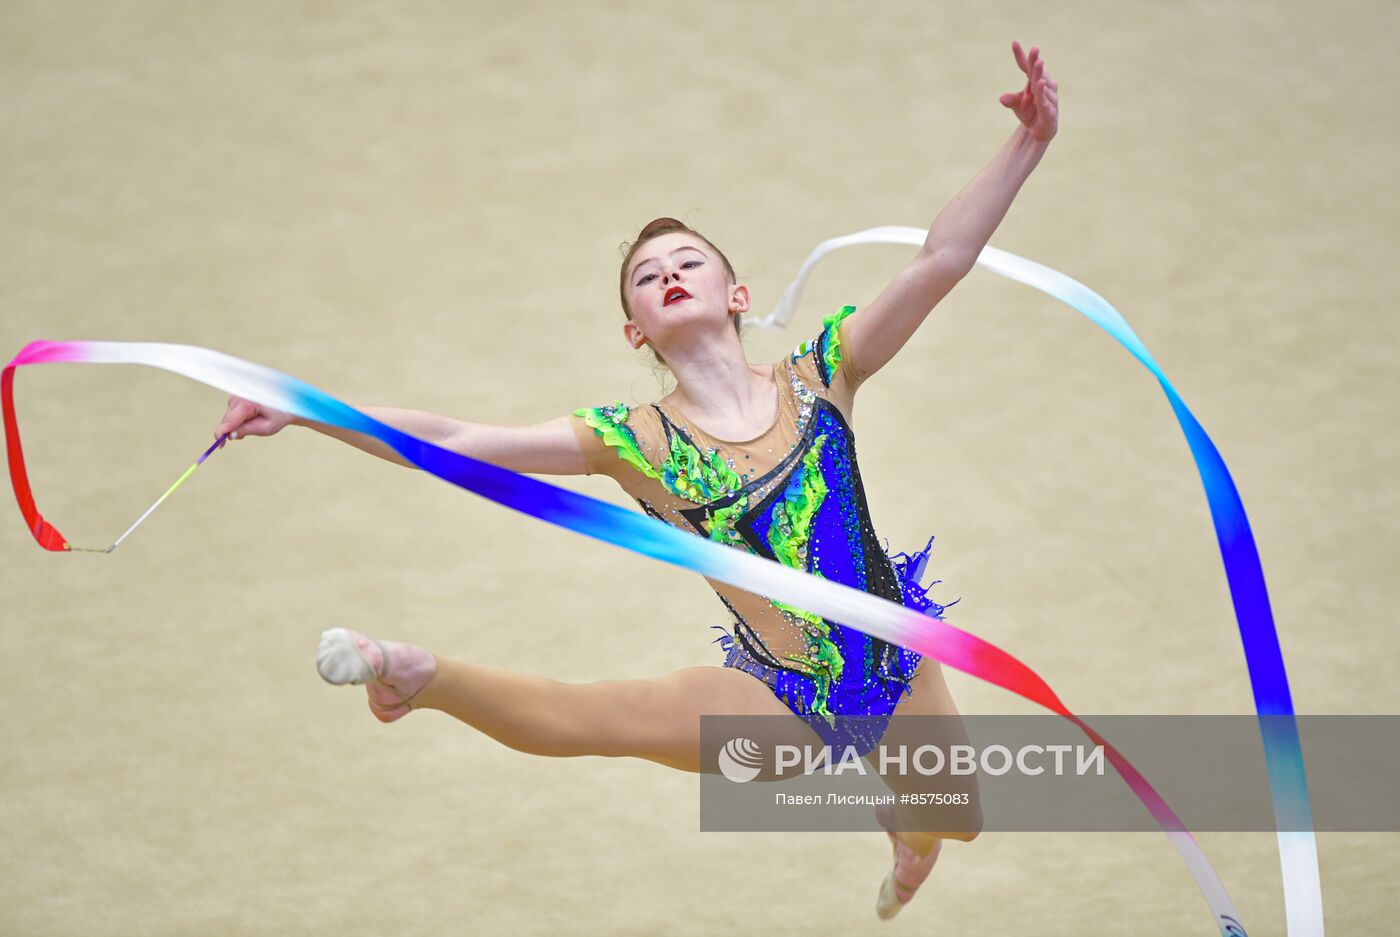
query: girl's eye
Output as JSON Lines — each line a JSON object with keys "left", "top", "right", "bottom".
{"left": 635, "top": 260, "right": 701, "bottom": 287}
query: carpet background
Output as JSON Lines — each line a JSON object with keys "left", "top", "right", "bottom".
{"left": 2, "top": 2, "right": 1395, "bottom": 934}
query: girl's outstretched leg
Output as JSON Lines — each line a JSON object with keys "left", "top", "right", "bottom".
{"left": 315, "top": 627, "right": 808, "bottom": 771}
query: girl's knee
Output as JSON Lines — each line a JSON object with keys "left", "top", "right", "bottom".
{"left": 881, "top": 768, "right": 983, "bottom": 841}
{"left": 896, "top": 799, "right": 983, "bottom": 842}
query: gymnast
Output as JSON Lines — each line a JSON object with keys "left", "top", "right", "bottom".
{"left": 213, "top": 39, "right": 1057, "bottom": 919}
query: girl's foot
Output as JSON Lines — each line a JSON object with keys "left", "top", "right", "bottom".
{"left": 874, "top": 802, "right": 942, "bottom": 920}
{"left": 316, "top": 627, "right": 438, "bottom": 723}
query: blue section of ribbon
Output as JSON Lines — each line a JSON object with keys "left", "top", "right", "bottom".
{"left": 936, "top": 235, "right": 1321, "bottom": 932}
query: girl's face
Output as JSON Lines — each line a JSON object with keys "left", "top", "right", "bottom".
{"left": 623, "top": 232, "right": 747, "bottom": 356}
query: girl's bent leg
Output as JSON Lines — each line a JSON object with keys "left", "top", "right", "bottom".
{"left": 872, "top": 660, "right": 983, "bottom": 850}
{"left": 866, "top": 659, "right": 982, "bottom": 920}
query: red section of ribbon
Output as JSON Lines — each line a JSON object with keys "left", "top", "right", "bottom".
{"left": 2, "top": 365, "right": 69, "bottom": 551}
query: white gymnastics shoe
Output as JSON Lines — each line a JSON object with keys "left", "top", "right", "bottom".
{"left": 316, "top": 627, "right": 438, "bottom": 723}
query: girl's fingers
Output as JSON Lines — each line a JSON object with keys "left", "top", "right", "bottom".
{"left": 1014, "top": 41, "right": 1049, "bottom": 77}
{"left": 218, "top": 399, "right": 259, "bottom": 436}
{"left": 216, "top": 407, "right": 246, "bottom": 435}
{"left": 998, "top": 42, "right": 1062, "bottom": 127}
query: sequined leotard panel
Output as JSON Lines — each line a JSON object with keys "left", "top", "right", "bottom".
{"left": 570, "top": 306, "right": 957, "bottom": 752}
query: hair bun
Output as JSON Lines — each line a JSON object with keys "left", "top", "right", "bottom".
{"left": 636, "top": 217, "right": 689, "bottom": 241}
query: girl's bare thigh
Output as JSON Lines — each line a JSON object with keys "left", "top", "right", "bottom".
{"left": 597, "top": 665, "right": 823, "bottom": 773}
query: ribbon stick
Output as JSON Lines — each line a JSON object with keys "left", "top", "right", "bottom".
{"left": 98, "top": 434, "right": 229, "bottom": 553}
{"left": 1, "top": 363, "right": 228, "bottom": 553}
{"left": 5, "top": 335, "right": 1253, "bottom": 934}
{"left": 755, "top": 226, "right": 1322, "bottom": 937}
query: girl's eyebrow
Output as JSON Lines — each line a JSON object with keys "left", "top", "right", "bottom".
{"left": 632, "top": 246, "right": 706, "bottom": 278}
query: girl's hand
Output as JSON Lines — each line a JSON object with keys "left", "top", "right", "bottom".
{"left": 214, "top": 394, "right": 295, "bottom": 447}
{"left": 999, "top": 40, "right": 1058, "bottom": 143}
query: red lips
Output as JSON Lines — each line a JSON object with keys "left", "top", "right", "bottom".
{"left": 664, "top": 287, "right": 691, "bottom": 306}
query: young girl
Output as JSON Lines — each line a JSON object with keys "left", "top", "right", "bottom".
{"left": 214, "top": 39, "right": 1057, "bottom": 920}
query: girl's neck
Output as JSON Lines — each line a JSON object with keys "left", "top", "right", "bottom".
{"left": 663, "top": 348, "right": 777, "bottom": 432}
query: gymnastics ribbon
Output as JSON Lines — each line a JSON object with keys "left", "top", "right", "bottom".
{"left": 5, "top": 343, "right": 1248, "bottom": 933}
{"left": 0, "top": 234, "right": 1313, "bottom": 934}
{"left": 754, "top": 226, "right": 1323, "bottom": 937}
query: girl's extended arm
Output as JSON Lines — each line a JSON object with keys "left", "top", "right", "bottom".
{"left": 843, "top": 40, "right": 1059, "bottom": 384}
{"left": 297, "top": 409, "right": 588, "bottom": 476}
{"left": 215, "top": 396, "right": 587, "bottom": 475}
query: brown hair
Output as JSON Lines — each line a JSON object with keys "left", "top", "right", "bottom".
{"left": 618, "top": 217, "right": 740, "bottom": 367}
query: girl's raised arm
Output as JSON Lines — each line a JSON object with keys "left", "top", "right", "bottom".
{"left": 842, "top": 40, "right": 1058, "bottom": 385}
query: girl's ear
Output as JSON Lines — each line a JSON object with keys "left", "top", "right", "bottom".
{"left": 622, "top": 320, "right": 647, "bottom": 351}
{"left": 730, "top": 284, "right": 751, "bottom": 313}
